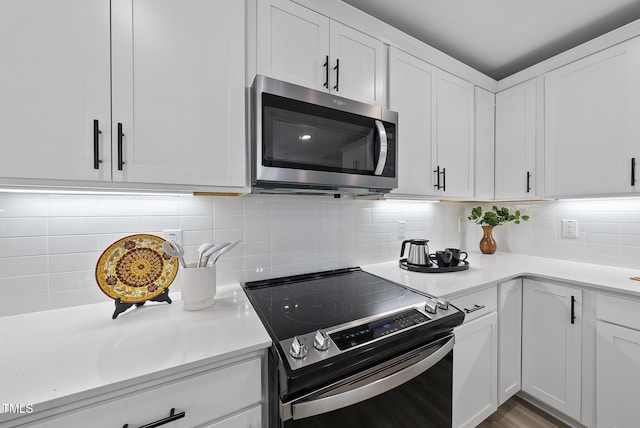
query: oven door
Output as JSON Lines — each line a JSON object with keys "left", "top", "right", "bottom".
{"left": 280, "top": 335, "right": 454, "bottom": 428}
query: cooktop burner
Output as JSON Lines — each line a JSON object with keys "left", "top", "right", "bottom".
{"left": 244, "top": 267, "right": 426, "bottom": 342}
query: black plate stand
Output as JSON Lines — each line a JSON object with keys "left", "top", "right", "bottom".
{"left": 112, "top": 288, "right": 172, "bottom": 319}
{"left": 399, "top": 259, "right": 469, "bottom": 273}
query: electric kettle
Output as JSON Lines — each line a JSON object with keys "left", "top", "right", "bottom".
{"left": 400, "top": 239, "right": 431, "bottom": 266}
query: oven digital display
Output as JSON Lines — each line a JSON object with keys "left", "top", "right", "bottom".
{"left": 330, "top": 308, "right": 428, "bottom": 350}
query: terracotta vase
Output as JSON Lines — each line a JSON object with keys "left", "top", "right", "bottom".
{"left": 479, "top": 226, "right": 497, "bottom": 254}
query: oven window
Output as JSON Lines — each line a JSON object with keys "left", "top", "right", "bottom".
{"left": 262, "top": 93, "right": 380, "bottom": 174}
{"left": 283, "top": 350, "right": 453, "bottom": 428}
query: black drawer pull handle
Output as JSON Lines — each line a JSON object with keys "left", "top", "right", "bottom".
{"left": 464, "top": 304, "right": 485, "bottom": 314}
{"left": 123, "top": 408, "right": 185, "bottom": 428}
{"left": 570, "top": 296, "right": 576, "bottom": 324}
{"left": 117, "top": 122, "right": 125, "bottom": 171}
{"left": 434, "top": 165, "right": 440, "bottom": 189}
{"left": 632, "top": 157, "right": 636, "bottom": 186}
{"left": 526, "top": 171, "right": 532, "bottom": 193}
{"left": 333, "top": 58, "right": 339, "bottom": 92}
{"left": 93, "top": 119, "right": 102, "bottom": 170}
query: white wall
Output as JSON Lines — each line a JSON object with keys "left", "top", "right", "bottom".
{"left": 0, "top": 193, "right": 460, "bottom": 317}
{"left": 3, "top": 193, "right": 640, "bottom": 317}
{"left": 464, "top": 199, "right": 640, "bottom": 268}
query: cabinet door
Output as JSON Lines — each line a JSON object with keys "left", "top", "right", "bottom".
{"left": 596, "top": 320, "right": 640, "bottom": 428}
{"left": 474, "top": 87, "right": 495, "bottom": 200}
{"left": 522, "top": 279, "right": 582, "bottom": 420}
{"left": 329, "top": 21, "right": 385, "bottom": 106}
{"left": 112, "top": 0, "right": 246, "bottom": 188}
{"left": 256, "top": 0, "right": 330, "bottom": 92}
{"left": 495, "top": 80, "right": 536, "bottom": 199}
{"left": 452, "top": 312, "right": 498, "bottom": 428}
{"left": 545, "top": 38, "right": 640, "bottom": 197}
{"left": 0, "top": 0, "right": 111, "bottom": 183}
{"left": 498, "top": 279, "right": 522, "bottom": 405}
{"left": 388, "top": 48, "right": 435, "bottom": 196}
{"left": 434, "top": 71, "right": 475, "bottom": 199}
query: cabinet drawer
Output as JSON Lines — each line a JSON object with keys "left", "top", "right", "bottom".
{"left": 30, "top": 357, "right": 262, "bottom": 428}
{"left": 451, "top": 286, "right": 497, "bottom": 324}
{"left": 597, "top": 293, "right": 640, "bottom": 329}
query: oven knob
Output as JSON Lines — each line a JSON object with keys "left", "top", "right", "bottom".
{"left": 313, "top": 330, "right": 331, "bottom": 351}
{"left": 425, "top": 298, "right": 438, "bottom": 314}
{"left": 289, "top": 336, "right": 308, "bottom": 359}
{"left": 436, "top": 298, "right": 449, "bottom": 310}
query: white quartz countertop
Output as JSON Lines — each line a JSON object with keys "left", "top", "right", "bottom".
{"left": 362, "top": 252, "right": 640, "bottom": 299}
{"left": 0, "top": 283, "right": 271, "bottom": 420}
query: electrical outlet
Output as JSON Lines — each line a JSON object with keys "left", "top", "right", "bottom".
{"left": 397, "top": 220, "right": 406, "bottom": 239}
{"left": 163, "top": 229, "right": 183, "bottom": 245}
{"left": 561, "top": 220, "right": 578, "bottom": 239}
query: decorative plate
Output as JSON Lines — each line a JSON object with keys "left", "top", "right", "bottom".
{"left": 95, "top": 234, "right": 179, "bottom": 303}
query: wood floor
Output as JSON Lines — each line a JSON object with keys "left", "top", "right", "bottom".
{"left": 477, "top": 396, "right": 570, "bottom": 428}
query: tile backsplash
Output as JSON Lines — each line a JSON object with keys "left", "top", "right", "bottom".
{"left": 2, "top": 193, "right": 640, "bottom": 317}
{"left": 0, "top": 193, "right": 457, "bottom": 317}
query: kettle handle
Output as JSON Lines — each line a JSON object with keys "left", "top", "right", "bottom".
{"left": 400, "top": 240, "right": 411, "bottom": 258}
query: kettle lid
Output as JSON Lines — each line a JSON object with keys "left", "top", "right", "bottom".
{"left": 409, "top": 239, "right": 429, "bottom": 245}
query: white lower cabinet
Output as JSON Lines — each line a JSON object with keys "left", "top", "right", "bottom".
{"left": 596, "top": 294, "right": 640, "bottom": 428}
{"left": 451, "top": 287, "right": 498, "bottom": 428}
{"left": 25, "top": 356, "right": 263, "bottom": 428}
{"left": 522, "top": 279, "right": 582, "bottom": 421}
{"left": 497, "top": 278, "right": 522, "bottom": 405}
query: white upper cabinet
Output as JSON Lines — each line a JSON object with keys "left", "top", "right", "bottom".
{"left": 474, "top": 87, "right": 495, "bottom": 200}
{"left": 257, "top": 0, "right": 330, "bottom": 92}
{"left": 495, "top": 79, "right": 537, "bottom": 200}
{"left": 545, "top": 37, "right": 640, "bottom": 197}
{"left": 257, "top": 0, "right": 386, "bottom": 106}
{"left": 0, "top": 0, "right": 245, "bottom": 191}
{"left": 433, "top": 71, "right": 475, "bottom": 199}
{"left": 388, "top": 47, "right": 475, "bottom": 198}
{"left": 112, "top": 0, "right": 246, "bottom": 189}
{"left": 388, "top": 47, "right": 435, "bottom": 196}
{"left": 0, "top": 0, "right": 111, "bottom": 183}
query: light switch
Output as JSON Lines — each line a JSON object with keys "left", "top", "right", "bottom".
{"left": 561, "top": 220, "right": 578, "bottom": 239}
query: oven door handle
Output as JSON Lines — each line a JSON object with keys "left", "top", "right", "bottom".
{"left": 282, "top": 336, "right": 454, "bottom": 421}
{"left": 373, "top": 120, "right": 388, "bottom": 176}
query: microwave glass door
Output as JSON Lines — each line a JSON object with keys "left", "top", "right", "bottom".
{"left": 263, "top": 94, "right": 391, "bottom": 176}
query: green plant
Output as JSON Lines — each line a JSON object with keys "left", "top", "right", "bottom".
{"left": 468, "top": 206, "right": 530, "bottom": 227}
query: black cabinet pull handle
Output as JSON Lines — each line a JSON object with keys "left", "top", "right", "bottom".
{"left": 570, "top": 296, "right": 576, "bottom": 324}
{"left": 333, "top": 58, "right": 339, "bottom": 92}
{"left": 632, "top": 157, "right": 636, "bottom": 186}
{"left": 323, "top": 55, "right": 329, "bottom": 89}
{"left": 526, "top": 171, "right": 532, "bottom": 193}
{"left": 464, "top": 304, "right": 485, "bottom": 314}
{"left": 93, "top": 119, "right": 102, "bottom": 170}
{"left": 123, "top": 408, "right": 185, "bottom": 428}
{"left": 433, "top": 166, "right": 446, "bottom": 191}
{"left": 442, "top": 167, "right": 446, "bottom": 192}
{"left": 117, "top": 122, "right": 125, "bottom": 171}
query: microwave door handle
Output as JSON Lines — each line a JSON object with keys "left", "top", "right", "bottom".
{"left": 282, "top": 336, "right": 454, "bottom": 421}
{"left": 373, "top": 120, "right": 388, "bottom": 176}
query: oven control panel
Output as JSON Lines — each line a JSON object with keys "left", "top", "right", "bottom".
{"left": 280, "top": 299, "right": 461, "bottom": 371}
{"left": 330, "top": 309, "right": 428, "bottom": 350}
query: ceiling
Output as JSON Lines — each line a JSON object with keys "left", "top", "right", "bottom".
{"left": 341, "top": 0, "right": 640, "bottom": 80}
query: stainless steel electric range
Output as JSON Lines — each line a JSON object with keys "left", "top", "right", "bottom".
{"left": 242, "top": 267, "right": 465, "bottom": 427}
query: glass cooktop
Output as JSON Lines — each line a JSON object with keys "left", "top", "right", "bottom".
{"left": 242, "top": 267, "right": 428, "bottom": 342}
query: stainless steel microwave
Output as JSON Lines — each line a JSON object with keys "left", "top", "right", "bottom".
{"left": 251, "top": 75, "right": 398, "bottom": 195}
